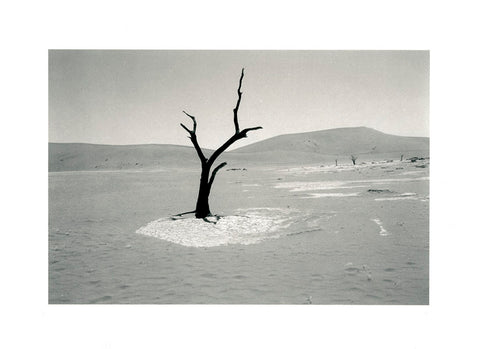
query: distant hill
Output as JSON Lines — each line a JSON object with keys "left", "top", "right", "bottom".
{"left": 49, "top": 143, "right": 214, "bottom": 172}
{"left": 228, "top": 127, "right": 429, "bottom": 165}
{"left": 49, "top": 127, "right": 429, "bottom": 171}
{"left": 233, "top": 127, "right": 428, "bottom": 155}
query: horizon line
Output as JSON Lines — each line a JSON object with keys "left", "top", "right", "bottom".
{"left": 48, "top": 126, "right": 430, "bottom": 149}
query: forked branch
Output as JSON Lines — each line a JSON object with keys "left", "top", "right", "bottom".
{"left": 178, "top": 68, "right": 263, "bottom": 219}
{"left": 180, "top": 70, "right": 262, "bottom": 172}
{"left": 207, "top": 69, "right": 262, "bottom": 165}
{"left": 180, "top": 111, "right": 206, "bottom": 163}
{"left": 182, "top": 111, "right": 197, "bottom": 133}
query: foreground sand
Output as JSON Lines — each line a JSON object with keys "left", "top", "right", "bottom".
{"left": 49, "top": 158, "right": 428, "bottom": 304}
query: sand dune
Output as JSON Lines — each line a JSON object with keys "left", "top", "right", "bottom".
{"left": 48, "top": 143, "right": 214, "bottom": 172}
{"left": 234, "top": 127, "right": 428, "bottom": 154}
{"left": 49, "top": 127, "right": 429, "bottom": 171}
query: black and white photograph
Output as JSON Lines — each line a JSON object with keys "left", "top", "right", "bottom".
{"left": 4, "top": 1, "right": 480, "bottom": 348}
{"left": 49, "top": 50, "right": 429, "bottom": 304}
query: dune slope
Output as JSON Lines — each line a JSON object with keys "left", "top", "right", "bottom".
{"left": 49, "top": 127, "right": 429, "bottom": 171}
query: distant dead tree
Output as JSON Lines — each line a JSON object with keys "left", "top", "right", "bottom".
{"left": 401, "top": 154, "right": 404, "bottom": 161}
{"left": 335, "top": 159, "right": 338, "bottom": 166}
{"left": 180, "top": 69, "right": 262, "bottom": 219}
{"left": 351, "top": 155, "right": 358, "bottom": 165}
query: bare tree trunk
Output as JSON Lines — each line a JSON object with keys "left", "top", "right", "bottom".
{"left": 180, "top": 69, "right": 262, "bottom": 219}
{"left": 351, "top": 155, "right": 357, "bottom": 165}
{"left": 195, "top": 164, "right": 212, "bottom": 218}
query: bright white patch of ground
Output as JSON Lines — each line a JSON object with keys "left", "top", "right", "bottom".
{"left": 359, "top": 177, "right": 429, "bottom": 183}
{"left": 275, "top": 178, "right": 428, "bottom": 193}
{"left": 278, "top": 161, "right": 414, "bottom": 174}
{"left": 303, "top": 192, "right": 360, "bottom": 198}
{"left": 375, "top": 197, "right": 417, "bottom": 201}
{"left": 275, "top": 180, "right": 366, "bottom": 192}
{"left": 371, "top": 218, "right": 389, "bottom": 236}
{"left": 374, "top": 192, "right": 418, "bottom": 201}
{"left": 279, "top": 164, "right": 374, "bottom": 174}
{"left": 136, "top": 208, "right": 293, "bottom": 247}
{"left": 399, "top": 170, "right": 425, "bottom": 176}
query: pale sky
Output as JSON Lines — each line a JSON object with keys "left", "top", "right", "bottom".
{"left": 49, "top": 50, "right": 429, "bottom": 150}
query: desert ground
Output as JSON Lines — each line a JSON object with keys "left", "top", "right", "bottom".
{"left": 49, "top": 154, "right": 428, "bottom": 304}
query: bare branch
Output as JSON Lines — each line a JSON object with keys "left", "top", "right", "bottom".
{"left": 208, "top": 126, "right": 262, "bottom": 166}
{"left": 180, "top": 123, "right": 191, "bottom": 134}
{"left": 179, "top": 68, "right": 263, "bottom": 219}
{"left": 182, "top": 111, "right": 197, "bottom": 133}
{"left": 180, "top": 112, "right": 207, "bottom": 164}
{"left": 209, "top": 162, "right": 227, "bottom": 187}
{"left": 172, "top": 210, "right": 196, "bottom": 217}
{"left": 239, "top": 126, "right": 263, "bottom": 138}
{"left": 206, "top": 69, "right": 262, "bottom": 165}
{"left": 233, "top": 68, "right": 244, "bottom": 134}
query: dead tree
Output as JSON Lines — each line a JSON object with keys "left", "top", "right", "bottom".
{"left": 351, "top": 155, "right": 358, "bottom": 165}
{"left": 335, "top": 159, "right": 338, "bottom": 166}
{"left": 180, "top": 69, "right": 262, "bottom": 219}
{"left": 400, "top": 154, "right": 404, "bottom": 161}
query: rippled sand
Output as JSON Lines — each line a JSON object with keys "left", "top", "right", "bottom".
{"left": 49, "top": 159, "right": 429, "bottom": 304}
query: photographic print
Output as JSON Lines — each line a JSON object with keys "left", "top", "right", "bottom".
{"left": 49, "top": 50, "right": 429, "bottom": 304}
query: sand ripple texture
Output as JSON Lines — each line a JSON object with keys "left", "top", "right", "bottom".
{"left": 136, "top": 208, "right": 294, "bottom": 247}
{"left": 49, "top": 160, "right": 428, "bottom": 304}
